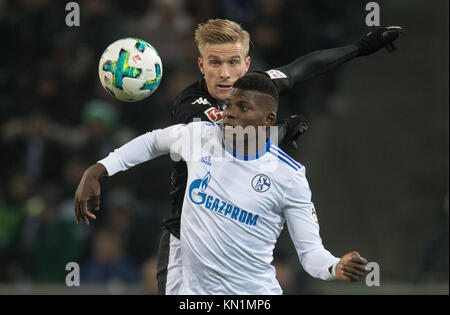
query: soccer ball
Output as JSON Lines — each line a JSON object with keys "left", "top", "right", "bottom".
{"left": 98, "top": 38, "right": 163, "bottom": 102}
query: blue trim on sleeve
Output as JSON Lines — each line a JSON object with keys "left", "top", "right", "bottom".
{"left": 270, "top": 145, "right": 303, "bottom": 169}
{"left": 268, "top": 150, "right": 300, "bottom": 171}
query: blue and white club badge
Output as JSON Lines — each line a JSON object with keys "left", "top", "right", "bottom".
{"left": 252, "top": 174, "right": 271, "bottom": 193}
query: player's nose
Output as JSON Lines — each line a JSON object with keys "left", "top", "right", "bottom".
{"left": 219, "top": 64, "right": 231, "bottom": 79}
{"left": 223, "top": 105, "right": 237, "bottom": 121}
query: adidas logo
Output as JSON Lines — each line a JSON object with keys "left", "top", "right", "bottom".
{"left": 201, "top": 155, "right": 212, "bottom": 166}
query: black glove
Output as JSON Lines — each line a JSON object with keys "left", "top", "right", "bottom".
{"left": 276, "top": 115, "right": 310, "bottom": 152}
{"left": 357, "top": 26, "right": 404, "bottom": 56}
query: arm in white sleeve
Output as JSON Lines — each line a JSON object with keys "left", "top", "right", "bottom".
{"left": 98, "top": 123, "right": 188, "bottom": 176}
{"left": 283, "top": 167, "right": 340, "bottom": 280}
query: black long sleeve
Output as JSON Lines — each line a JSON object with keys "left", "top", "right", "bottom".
{"left": 269, "top": 44, "right": 360, "bottom": 95}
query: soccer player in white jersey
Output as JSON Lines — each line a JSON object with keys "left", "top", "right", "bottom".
{"left": 74, "top": 72, "right": 368, "bottom": 294}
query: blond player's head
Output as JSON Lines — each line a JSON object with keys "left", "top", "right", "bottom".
{"left": 195, "top": 18, "right": 250, "bottom": 57}
{"left": 194, "top": 19, "right": 251, "bottom": 101}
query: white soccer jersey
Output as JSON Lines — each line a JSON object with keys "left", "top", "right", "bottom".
{"left": 98, "top": 122, "right": 339, "bottom": 295}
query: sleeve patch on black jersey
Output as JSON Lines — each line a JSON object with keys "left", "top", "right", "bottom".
{"left": 266, "top": 69, "right": 288, "bottom": 79}
{"left": 204, "top": 107, "right": 223, "bottom": 123}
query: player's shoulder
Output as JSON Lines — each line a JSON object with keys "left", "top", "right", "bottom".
{"left": 266, "top": 144, "right": 310, "bottom": 194}
{"left": 182, "top": 120, "right": 220, "bottom": 133}
{"left": 168, "top": 121, "right": 220, "bottom": 141}
{"left": 178, "top": 121, "right": 221, "bottom": 143}
{"left": 172, "top": 79, "right": 212, "bottom": 107}
{"left": 249, "top": 70, "right": 288, "bottom": 81}
{"left": 188, "top": 120, "right": 219, "bottom": 127}
{"left": 171, "top": 79, "right": 219, "bottom": 124}
{"left": 267, "top": 143, "right": 305, "bottom": 174}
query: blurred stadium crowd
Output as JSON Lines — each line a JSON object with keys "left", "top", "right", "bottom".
{"left": 0, "top": 0, "right": 447, "bottom": 294}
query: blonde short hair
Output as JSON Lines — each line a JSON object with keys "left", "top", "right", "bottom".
{"left": 194, "top": 19, "right": 250, "bottom": 57}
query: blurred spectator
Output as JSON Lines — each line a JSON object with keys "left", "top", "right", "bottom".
{"left": 216, "top": 0, "right": 256, "bottom": 25}
{"left": 79, "top": 99, "right": 121, "bottom": 161}
{"left": 76, "top": 99, "right": 141, "bottom": 161}
{"left": 140, "top": 256, "right": 159, "bottom": 295}
{"left": 1, "top": 110, "right": 66, "bottom": 184}
{"left": 250, "top": 0, "right": 286, "bottom": 62}
{"left": 272, "top": 257, "right": 296, "bottom": 294}
{"left": 102, "top": 188, "right": 169, "bottom": 266}
{"left": 272, "top": 246, "right": 314, "bottom": 295}
{"left": 18, "top": 185, "right": 89, "bottom": 282}
{"left": 60, "top": 154, "right": 91, "bottom": 198}
{"left": 81, "top": 229, "right": 140, "bottom": 284}
{"left": 413, "top": 193, "right": 449, "bottom": 283}
{"left": 0, "top": 173, "right": 32, "bottom": 281}
{"left": 124, "top": 0, "right": 194, "bottom": 71}
{"left": 185, "top": 0, "right": 219, "bottom": 25}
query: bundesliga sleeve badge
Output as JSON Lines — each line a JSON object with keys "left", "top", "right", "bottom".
{"left": 312, "top": 206, "right": 319, "bottom": 224}
{"left": 265, "top": 69, "right": 288, "bottom": 80}
{"left": 204, "top": 107, "right": 223, "bottom": 123}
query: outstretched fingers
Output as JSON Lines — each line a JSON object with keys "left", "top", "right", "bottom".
{"left": 74, "top": 198, "right": 97, "bottom": 225}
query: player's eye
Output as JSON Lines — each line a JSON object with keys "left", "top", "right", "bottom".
{"left": 229, "top": 59, "right": 240, "bottom": 66}
{"left": 239, "top": 104, "right": 248, "bottom": 111}
{"left": 210, "top": 60, "right": 220, "bottom": 66}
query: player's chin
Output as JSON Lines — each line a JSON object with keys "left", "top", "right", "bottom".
{"left": 223, "top": 121, "right": 235, "bottom": 128}
{"left": 215, "top": 87, "right": 232, "bottom": 100}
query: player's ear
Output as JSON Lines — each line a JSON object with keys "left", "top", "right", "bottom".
{"left": 244, "top": 56, "right": 251, "bottom": 73}
{"left": 198, "top": 57, "right": 205, "bottom": 75}
{"left": 265, "top": 112, "right": 277, "bottom": 126}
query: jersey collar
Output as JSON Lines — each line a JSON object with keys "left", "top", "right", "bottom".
{"left": 221, "top": 130, "right": 271, "bottom": 161}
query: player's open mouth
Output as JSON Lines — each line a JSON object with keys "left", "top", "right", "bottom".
{"left": 217, "top": 84, "right": 232, "bottom": 90}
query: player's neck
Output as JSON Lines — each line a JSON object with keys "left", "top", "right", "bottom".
{"left": 222, "top": 127, "right": 269, "bottom": 157}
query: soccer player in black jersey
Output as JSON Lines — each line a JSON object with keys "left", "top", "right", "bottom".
{"left": 73, "top": 19, "right": 403, "bottom": 294}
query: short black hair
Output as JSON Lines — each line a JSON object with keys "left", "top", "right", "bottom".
{"left": 233, "top": 72, "right": 279, "bottom": 100}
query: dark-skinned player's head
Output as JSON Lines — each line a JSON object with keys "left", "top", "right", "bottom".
{"left": 223, "top": 72, "right": 278, "bottom": 130}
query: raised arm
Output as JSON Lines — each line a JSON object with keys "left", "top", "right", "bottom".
{"left": 269, "top": 26, "right": 404, "bottom": 94}
{"left": 74, "top": 123, "right": 188, "bottom": 225}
